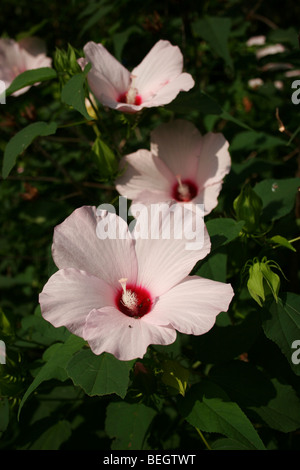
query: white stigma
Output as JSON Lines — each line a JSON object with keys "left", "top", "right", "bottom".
{"left": 118, "top": 278, "right": 137, "bottom": 311}
{"left": 176, "top": 175, "right": 190, "bottom": 199}
{"left": 126, "top": 75, "right": 138, "bottom": 104}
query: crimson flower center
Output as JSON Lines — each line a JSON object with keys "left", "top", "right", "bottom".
{"left": 116, "top": 278, "right": 152, "bottom": 318}
{"left": 172, "top": 176, "right": 198, "bottom": 202}
{"left": 117, "top": 75, "right": 142, "bottom": 106}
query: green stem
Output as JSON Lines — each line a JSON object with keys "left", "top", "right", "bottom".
{"left": 195, "top": 427, "right": 212, "bottom": 450}
{"left": 289, "top": 236, "right": 300, "bottom": 244}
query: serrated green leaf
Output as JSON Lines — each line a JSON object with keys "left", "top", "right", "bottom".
{"left": 262, "top": 292, "right": 300, "bottom": 375}
{"left": 192, "top": 16, "right": 233, "bottom": 70}
{"left": 5, "top": 67, "right": 57, "bottom": 96}
{"left": 105, "top": 402, "right": 156, "bottom": 450}
{"left": 206, "top": 218, "right": 245, "bottom": 251}
{"left": 18, "top": 334, "right": 85, "bottom": 418}
{"left": 2, "top": 121, "right": 57, "bottom": 178}
{"left": 254, "top": 178, "right": 300, "bottom": 222}
{"left": 179, "top": 380, "right": 265, "bottom": 450}
{"left": 66, "top": 349, "right": 133, "bottom": 398}
{"left": 210, "top": 361, "right": 300, "bottom": 432}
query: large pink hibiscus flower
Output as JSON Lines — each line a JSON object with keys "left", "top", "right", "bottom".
{"left": 116, "top": 120, "right": 231, "bottom": 215}
{"left": 78, "top": 40, "right": 194, "bottom": 113}
{"left": 0, "top": 37, "right": 52, "bottom": 96}
{"left": 39, "top": 205, "right": 234, "bottom": 361}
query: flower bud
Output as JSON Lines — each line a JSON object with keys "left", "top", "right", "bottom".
{"left": 234, "top": 184, "right": 263, "bottom": 234}
{"left": 54, "top": 44, "right": 81, "bottom": 87}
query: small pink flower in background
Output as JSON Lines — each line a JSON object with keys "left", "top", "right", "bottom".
{"left": 78, "top": 40, "right": 194, "bottom": 113}
{"left": 39, "top": 205, "right": 234, "bottom": 361}
{"left": 116, "top": 120, "right": 231, "bottom": 215}
{"left": 0, "top": 37, "right": 52, "bottom": 96}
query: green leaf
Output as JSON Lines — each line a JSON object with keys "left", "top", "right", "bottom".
{"left": 2, "top": 121, "right": 57, "bottom": 178}
{"left": 210, "top": 361, "right": 300, "bottom": 433}
{"left": 105, "top": 402, "right": 156, "bottom": 450}
{"left": 66, "top": 349, "right": 133, "bottom": 398}
{"left": 254, "top": 178, "right": 300, "bottom": 222}
{"left": 229, "top": 131, "right": 287, "bottom": 154}
{"left": 261, "top": 292, "right": 300, "bottom": 375}
{"left": 206, "top": 218, "right": 245, "bottom": 251}
{"left": 211, "top": 438, "right": 252, "bottom": 450}
{"left": 61, "top": 64, "right": 93, "bottom": 120}
{"left": 168, "top": 90, "right": 252, "bottom": 130}
{"left": 29, "top": 420, "right": 72, "bottom": 450}
{"left": 269, "top": 235, "right": 297, "bottom": 252}
{"left": 18, "top": 334, "right": 85, "bottom": 417}
{"left": 192, "top": 16, "right": 233, "bottom": 70}
{"left": 179, "top": 380, "right": 265, "bottom": 450}
{"left": 5, "top": 67, "right": 57, "bottom": 96}
{"left": 196, "top": 249, "right": 227, "bottom": 283}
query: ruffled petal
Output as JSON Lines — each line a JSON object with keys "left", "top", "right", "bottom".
{"left": 82, "top": 41, "right": 131, "bottom": 103}
{"left": 144, "top": 275, "right": 234, "bottom": 334}
{"left": 52, "top": 206, "right": 138, "bottom": 288}
{"left": 132, "top": 40, "right": 193, "bottom": 98}
{"left": 83, "top": 306, "right": 176, "bottom": 361}
{"left": 196, "top": 132, "right": 231, "bottom": 188}
{"left": 193, "top": 181, "right": 223, "bottom": 215}
{"left": 39, "top": 268, "right": 114, "bottom": 337}
{"left": 150, "top": 120, "right": 201, "bottom": 180}
{"left": 146, "top": 73, "right": 194, "bottom": 107}
{"left": 115, "top": 149, "right": 175, "bottom": 202}
{"left": 132, "top": 203, "right": 211, "bottom": 297}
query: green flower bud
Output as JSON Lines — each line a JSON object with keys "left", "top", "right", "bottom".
{"left": 53, "top": 44, "right": 82, "bottom": 87}
{"left": 234, "top": 183, "right": 263, "bottom": 234}
{"left": 91, "top": 137, "right": 119, "bottom": 182}
{"left": 243, "top": 256, "right": 284, "bottom": 306}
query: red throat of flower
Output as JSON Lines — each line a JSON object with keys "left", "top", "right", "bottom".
{"left": 116, "top": 278, "right": 152, "bottom": 318}
{"left": 118, "top": 75, "right": 142, "bottom": 106}
{"left": 172, "top": 175, "right": 198, "bottom": 202}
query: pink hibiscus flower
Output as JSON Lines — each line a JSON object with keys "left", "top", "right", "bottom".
{"left": 0, "top": 37, "right": 52, "bottom": 96}
{"left": 39, "top": 204, "right": 234, "bottom": 361}
{"left": 116, "top": 120, "right": 231, "bottom": 215}
{"left": 78, "top": 40, "right": 194, "bottom": 113}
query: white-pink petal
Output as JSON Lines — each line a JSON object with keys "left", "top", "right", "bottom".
{"left": 52, "top": 206, "right": 138, "bottom": 288}
{"left": 116, "top": 149, "right": 175, "bottom": 203}
{"left": 83, "top": 41, "right": 130, "bottom": 97}
{"left": 83, "top": 306, "right": 176, "bottom": 361}
{"left": 80, "top": 39, "right": 194, "bottom": 112}
{"left": 133, "top": 40, "right": 194, "bottom": 101}
{"left": 196, "top": 132, "right": 231, "bottom": 189}
{"left": 0, "top": 37, "right": 51, "bottom": 96}
{"left": 132, "top": 203, "right": 211, "bottom": 297}
{"left": 145, "top": 275, "right": 234, "bottom": 334}
{"left": 39, "top": 268, "right": 114, "bottom": 337}
{"left": 150, "top": 120, "right": 201, "bottom": 180}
